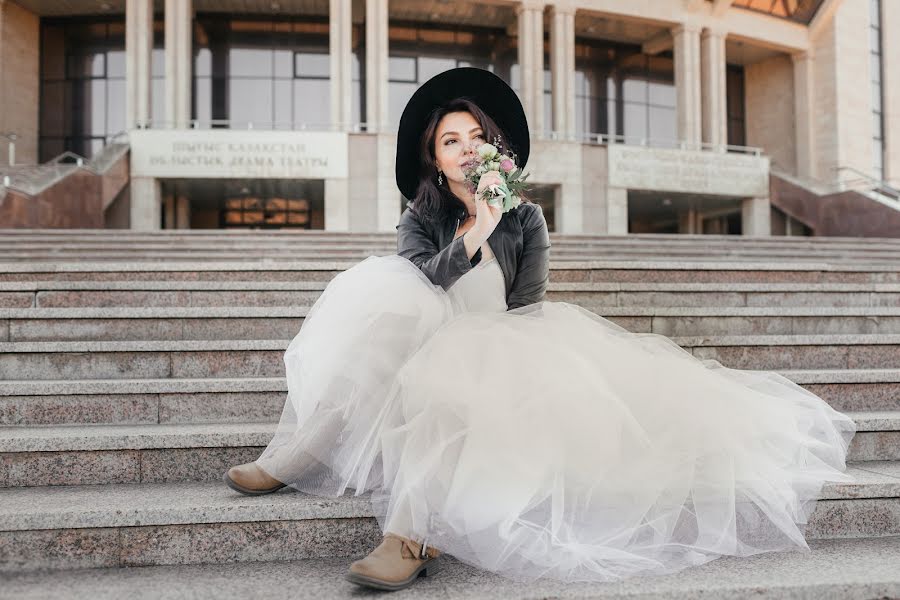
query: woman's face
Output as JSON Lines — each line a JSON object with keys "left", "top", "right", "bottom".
{"left": 433, "top": 110, "right": 485, "bottom": 184}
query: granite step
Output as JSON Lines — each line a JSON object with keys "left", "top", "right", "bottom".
{"left": 5, "top": 249, "right": 900, "bottom": 264}
{"left": 0, "top": 377, "right": 287, "bottom": 426}
{"left": 2, "top": 280, "right": 900, "bottom": 310}
{"left": 0, "top": 414, "right": 895, "bottom": 487}
{"left": 4, "top": 536, "right": 900, "bottom": 600}
{"left": 4, "top": 306, "right": 900, "bottom": 342}
{"left": 1, "top": 370, "right": 896, "bottom": 426}
{"left": 0, "top": 335, "right": 896, "bottom": 380}
{"left": 5, "top": 228, "right": 899, "bottom": 242}
{"left": 1, "top": 234, "right": 896, "bottom": 246}
{"left": 0, "top": 260, "right": 897, "bottom": 284}
{"left": 2, "top": 232, "right": 899, "bottom": 251}
{"left": 1, "top": 464, "right": 899, "bottom": 573}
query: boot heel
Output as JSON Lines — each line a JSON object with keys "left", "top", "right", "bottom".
{"left": 420, "top": 557, "right": 441, "bottom": 577}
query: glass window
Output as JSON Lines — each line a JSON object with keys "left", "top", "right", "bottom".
{"left": 622, "top": 102, "right": 647, "bottom": 140}
{"left": 193, "top": 15, "right": 361, "bottom": 130}
{"left": 231, "top": 48, "right": 273, "bottom": 77}
{"left": 387, "top": 21, "right": 519, "bottom": 128}
{"left": 872, "top": 82, "right": 882, "bottom": 112}
{"left": 294, "top": 79, "right": 330, "bottom": 126}
{"left": 295, "top": 53, "right": 329, "bottom": 78}
{"left": 389, "top": 82, "right": 418, "bottom": 126}
{"left": 419, "top": 57, "right": 456, "bottom": 82}
{"left": 648, "top": 81, "right": 675, "bottom": 108}
{"left": 648, "top": 106, "right": 676, "bottom": 142}
{"left": 40, "top": 18, "right": 159, "bottom": 161}
{"left": 274, "top": 80, "right": 292, "bottom": 127}
{"left": 726, "top": 66, "right": 745, "bottom": 146}
{"left": 870, "top": 0, "right": 881, "bottom": 26}
{"left": 107, "top": 79, "right": 126, "bottom": 133}
{"left": 870, "top": 0, "right": 884, "bottom": 180}
{"left": 389, "top": 56, "right": 417, "bottom": 81}
{"left": 574, "top": 39, "right": 676, "bottom": 142}
{"left": 274, "top": 50, "right": 293, "bottom": 78}
{"left": 106, "top": 50, "right": 126, "bottom": 78}
{"left": 230, "top": 78, "right": 273, "bottom": 125}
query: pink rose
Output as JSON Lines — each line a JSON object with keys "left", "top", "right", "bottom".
{"left": 500, "top": 159, "right": 515, "bottom": 173}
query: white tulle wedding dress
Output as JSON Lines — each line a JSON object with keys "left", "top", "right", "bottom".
{"left": 254, "top": 238, "right": 856, "bottom": 584}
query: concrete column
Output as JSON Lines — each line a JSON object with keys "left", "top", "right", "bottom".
{"left": 673, "top": 23, "right": 702, "bottom": 146}
{"left": 376, "top": 132, "right": 400, "bottom": 231}
{"left": 365, "top": 0, "right": 388, "bottom": 132}
{"left": 325, "top": 178, "right": 350, "bottom": 231}
{"left": 130, "top": 176, "right": 162, "bottom": 230}
{"left": 678, "top": 209, "right": 698, "bottom": 234}
{"left": 883, "top": 0, "right": 900, "bottom": 187}
{"left": 741, "top": 197, "right": 770, "bottom": 236}
{"left": 164, "top": 0, "right": 192, "bottom": 128}
{"left": 605, "top": 186, "right": 628, "bottom": 235}
{"left": 126, "top": 0, "right": 153, "bottom": 129}
{"left": 550, "top": 3, "right": 575, "bottom": 139}
{"left": 330, "top": 0, "right": 353, "bottom": 130}
{"left": 517, "top": 0, "right": 545, "bottom": 137}
{"left": 700, "top": 27, "right": 727, "bottom": 148}
{"left": 555, "top": 179, "right": 583, "bottom": 233}
{"left": 175, "top": 195, "right": 190, "bottom": 228}
{"left": 792, "top": 51, "right": 816, "bottom": 179}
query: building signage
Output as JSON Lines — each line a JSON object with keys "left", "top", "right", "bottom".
{"left": 607, "top": 145, "right": 769, "bottom": 197}
{"left": 129, "top": 130, "right": 348, "bottom": 179}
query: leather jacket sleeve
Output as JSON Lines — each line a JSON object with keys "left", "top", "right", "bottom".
{"left": 396, "top": 205, "right": 483, "bottom": 290}
{"left": 507, "top": 203, "right": 551, "bottom": 310}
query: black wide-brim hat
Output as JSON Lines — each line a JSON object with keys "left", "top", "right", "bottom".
{"left": 395, "top": 67, "right": 530, "bottom": 200}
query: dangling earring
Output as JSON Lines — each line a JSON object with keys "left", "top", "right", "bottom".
{"left": 437, "top": 170, "right": 443, "bottom": 185}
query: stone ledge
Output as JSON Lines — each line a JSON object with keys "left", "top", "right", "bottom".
{"left": 1, "top": 465, "right": 897, "bottom": 532}
{"left": 1, "top": 334, "right": 899, "bottom": 354}
{"left": 3, "top": 305, "right": 900, "bottom": 319}
{"left": 0, "top": 259, "right": 898, "bottom": 272}
{"left": 4, "top": 536, "right": 900, "bottom": 600}
{"left": 0, "top": 370, "right": 897, "bottom": 397}
{"left": 2, "top": 280, "right": 900, "bottom": 291}
{"left": 0, "top": 414, "right": 895, "bottom": 454}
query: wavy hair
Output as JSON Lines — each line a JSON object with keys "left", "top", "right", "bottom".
{"left": 410, "top": 97, "right": 529, "bottom": 223}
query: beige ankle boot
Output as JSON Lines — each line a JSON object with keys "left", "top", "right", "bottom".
{"left": 346, "top": 533, "right": 441, "bottom": 591}
{"left": 223, "top": 462, "right": 286, "bottom": 495}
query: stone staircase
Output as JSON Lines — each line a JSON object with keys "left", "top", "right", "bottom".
{"left": 1, "top": 231, "right": 899, "bottom": 599}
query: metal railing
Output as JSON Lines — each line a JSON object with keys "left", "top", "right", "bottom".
{"left": 0, "top": 131, "right": 129, "bottom": 197}
{"left": 138, "top": 119, "right": 765, "bottom": 156}
{"left": 771, "top": 164, "right": 900, "bottom": 210}
{"left": 137, "top": 120, "right": 377, "bottom": 133}
{"left": 833, "top": 166, "right": 900, "bottom": 200}
{"left": 574, "top": 131, "right": 764, "bottom": 156}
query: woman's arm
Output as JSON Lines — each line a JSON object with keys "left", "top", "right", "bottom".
{"left": 397, "top": 206, "right": 483, "bottom": 290}
{"left": 507, "top": 203, "right": 551, "bottom": 310}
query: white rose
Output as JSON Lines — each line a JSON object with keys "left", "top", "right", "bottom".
{"left": 477, "top": 143, "right": 498, "bottom": 159}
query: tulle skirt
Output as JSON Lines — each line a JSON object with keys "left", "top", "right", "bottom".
{"left": 255, "top": 254, "right": 857, "bottom": 583}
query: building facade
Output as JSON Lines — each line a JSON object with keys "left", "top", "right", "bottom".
{"left": 0, "top": 0, "right": 898, "bottom": 235}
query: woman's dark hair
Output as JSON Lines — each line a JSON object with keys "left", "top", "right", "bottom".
{"left": 411, "top": 97, "right": 529, "bottom": 223}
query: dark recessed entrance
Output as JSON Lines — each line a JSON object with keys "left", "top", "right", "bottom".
{"left": 160, "top": 179, "right": 325, "bottom": 229}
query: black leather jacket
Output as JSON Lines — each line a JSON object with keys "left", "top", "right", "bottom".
{"left": 396, "top": 201, "right": 551, "bottom": 310}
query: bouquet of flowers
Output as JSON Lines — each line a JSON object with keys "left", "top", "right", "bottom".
{"left": 462, "top": 136, "right": 530, "bottom": 213}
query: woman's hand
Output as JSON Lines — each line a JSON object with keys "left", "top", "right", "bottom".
{"left": 472, "top": 170, "right": 504, "bottom": 241}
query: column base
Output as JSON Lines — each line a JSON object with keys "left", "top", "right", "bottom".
{"left": 741, "top": 197, "right": 771, "bottom": 236}
{"left": 129, "top": 176, "right": 162, "bottom": 230}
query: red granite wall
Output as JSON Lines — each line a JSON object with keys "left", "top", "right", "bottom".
{"left": 770, "top": 175, "right": 900, "bottom": 238}
{"left": 0, "top": 152, "right": 129, "bottom": 228}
